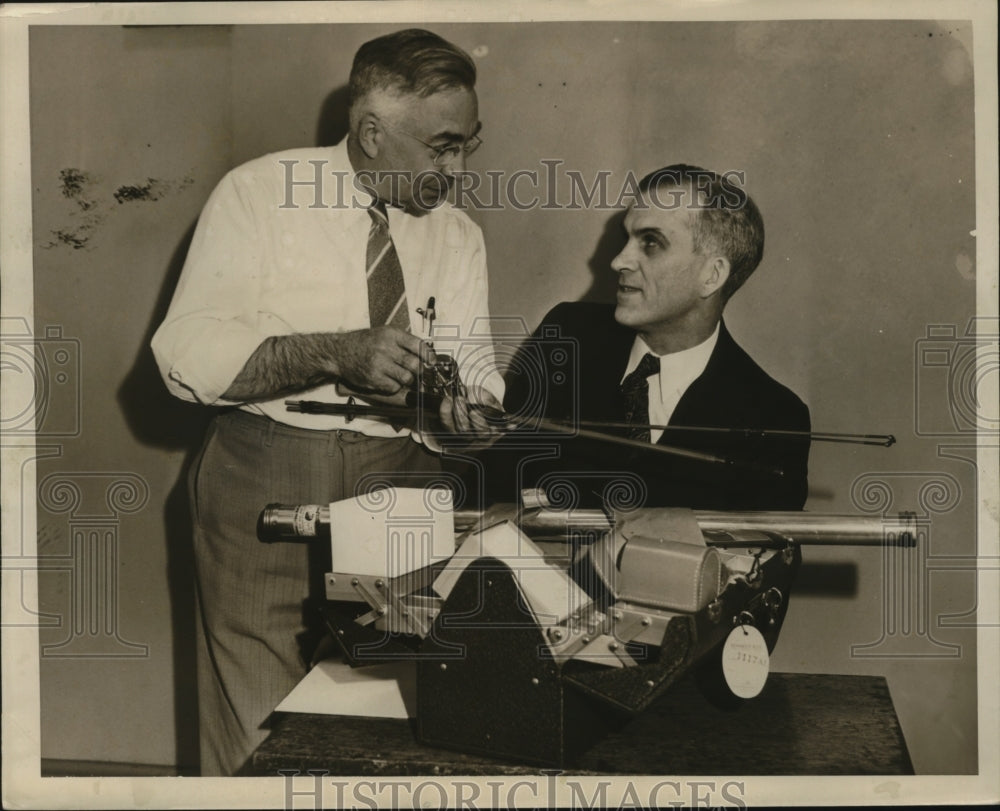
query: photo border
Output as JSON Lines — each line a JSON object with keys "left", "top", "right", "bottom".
{"left": 2, "top": 1, "right": 997, "bottom": 807}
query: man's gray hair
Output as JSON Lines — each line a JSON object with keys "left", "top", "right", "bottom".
{"left": 348, "top": 28, "right": 477, "bottom": 111}
{"left": 639, "top": 164, "right": 765, "bottom": 304}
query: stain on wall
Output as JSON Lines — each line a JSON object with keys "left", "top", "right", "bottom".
{"left": 59, "top": 168, "right": 98, "bottom": 210}
{"left": 43, "top": 169, "right": 194, "bottom": 250}
{"left": 114, "top": 175, "right": 194, "bottom": 204}
{"left": 46, "top": 168, "right": 104, "bottom": 250}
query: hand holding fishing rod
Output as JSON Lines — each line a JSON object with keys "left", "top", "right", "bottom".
{"left": 317, "top": 345, "right": 505, "bottom": 445}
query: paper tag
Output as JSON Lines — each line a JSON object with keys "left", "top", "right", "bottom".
{"left": 722, "top": 624, "right": 770, "bottom": 698}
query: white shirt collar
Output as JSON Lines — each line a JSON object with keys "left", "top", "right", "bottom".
{"left": 621, "top": 324, "right": 720, "bottom": 440}
{"left": 622, "top": 324, "right": 720, "bottom": 385}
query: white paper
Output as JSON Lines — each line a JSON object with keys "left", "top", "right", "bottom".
{"left": 434, "top": 520, "right": 590, "bottom": 625}
{"left": 328, "top": 486, "right": 455, "bottom": 577}
{"left": 275, "top": 658, "right": 416, "bottom": 719}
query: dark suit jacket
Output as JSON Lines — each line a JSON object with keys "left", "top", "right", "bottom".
{"left": 484, "top": 302, "right": 810, "bottom": 511}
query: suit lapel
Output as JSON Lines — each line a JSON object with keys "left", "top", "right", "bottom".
{"left": 590, "top": 319, "right": 635, "bottom": 423}
{"left": 657, "top": 321, "right": 743, "bottom": 442}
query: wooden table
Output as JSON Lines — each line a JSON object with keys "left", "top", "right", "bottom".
{"left": 253, "top": 672, "right": 913, "bottom": 775}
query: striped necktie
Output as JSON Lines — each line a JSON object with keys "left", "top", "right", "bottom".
{"left": 366, "top": 200, "right": 409, "bottom": 330}
{"left": 620, "top": 352, "right": 661, "bottom": 443}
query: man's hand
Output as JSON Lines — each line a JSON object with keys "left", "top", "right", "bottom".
{"left": 436, "top": 386, "right": 505, "bottom": 445}
{"left": 331, "top": 326, "right": 437, "bottom": 395}
{"left": 222, "top": 327, "right": 437, "bottom": 403}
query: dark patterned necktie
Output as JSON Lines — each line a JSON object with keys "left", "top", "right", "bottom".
{"left": 366, "top": 200, "right": 410, "bottom": 330}
{"left": 620, "top": 352, "right": 661, "bottom": 442}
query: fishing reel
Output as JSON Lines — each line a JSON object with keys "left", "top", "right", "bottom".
{"left": 421, "top": 354, "right": 466, "bottom": 402}
{"left": 320, "top": 353, "right": 467, "bottom": 416}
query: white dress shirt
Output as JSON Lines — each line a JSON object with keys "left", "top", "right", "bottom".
{"left": 620, "top": 325, "right": 720, "bottom": 443}
{"left": 152, "top": 139, "right": 503, "bottom": 436}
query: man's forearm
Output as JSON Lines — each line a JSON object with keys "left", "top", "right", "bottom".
{"left": 223, "top": 333, "right": 341, "bottom": 402}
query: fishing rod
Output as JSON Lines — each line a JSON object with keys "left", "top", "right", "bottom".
{"left": 286, "top": 398, "right": 895, "bottom": 449}
{"left": 550, "top": 419, "right": 895, "bottom": 447}
{"left": 287, "top": 397, "right": 769, "bottom": 472}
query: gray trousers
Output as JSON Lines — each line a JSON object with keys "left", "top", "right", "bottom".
{"left": 189, "top": 409, "right": 441, "bottom": 775}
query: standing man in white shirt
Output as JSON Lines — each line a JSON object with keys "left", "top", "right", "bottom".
{"left": 496, "top": 164, "right": 810, "bottom": 511}
{"left": 152, "top": 29, "right": 502, "bottom": 775}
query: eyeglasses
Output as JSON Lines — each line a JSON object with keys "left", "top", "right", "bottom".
{"left": 386, "top": 126, "right": 483, "bottom": 166}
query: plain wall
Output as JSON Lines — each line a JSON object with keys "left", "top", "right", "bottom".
{"left": 29, "top": 21, "right": 978, "bottom": 774}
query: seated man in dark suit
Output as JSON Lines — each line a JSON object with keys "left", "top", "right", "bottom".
{"left": 490, "top": 164, "right": 810, "bottom": 511}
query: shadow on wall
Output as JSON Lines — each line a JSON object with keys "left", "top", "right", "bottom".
{"left": 116, "top": 220, "right": 209, "bottom": 774}
{"left": 316, "top": 85, "right": 350, "bottom": 148}
{"left": 580, "top": 210, "right": 625, "bottom": 306}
